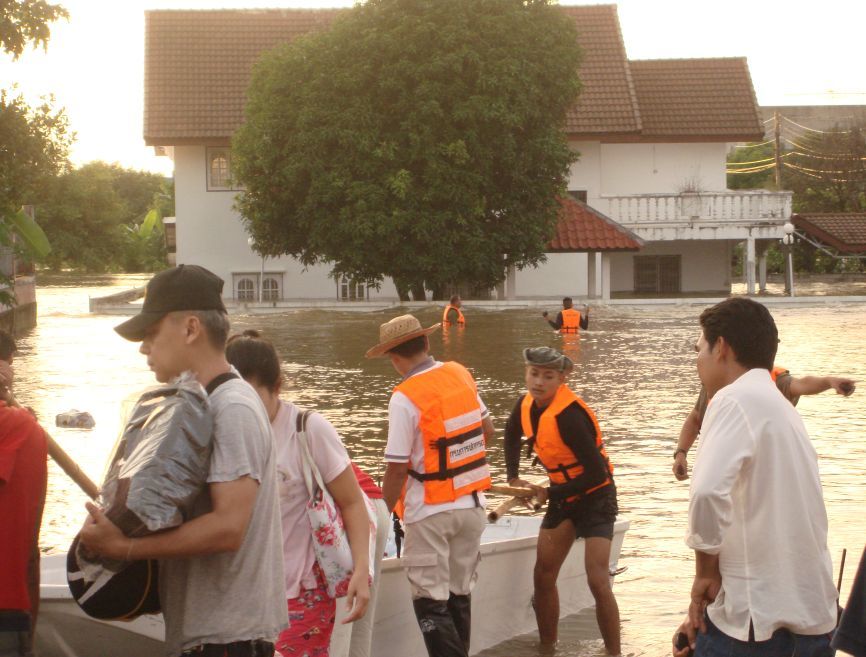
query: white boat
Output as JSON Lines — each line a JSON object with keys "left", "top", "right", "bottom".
{"left": 37, "top": 516, "right": 629, "bottom": 657}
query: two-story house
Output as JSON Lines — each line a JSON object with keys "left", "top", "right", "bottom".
{"left": 144, "top": 4, "right": 789, "bottom": 302}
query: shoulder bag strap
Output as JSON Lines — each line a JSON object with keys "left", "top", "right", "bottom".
{"left": 205, "top": 372, "right": 239, "bottom": 395}
{"left": 295, "top": 409, "right": 326, "bottom": 498}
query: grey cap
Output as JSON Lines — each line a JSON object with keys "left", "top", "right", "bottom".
{"left": 523, "top": 347, "right": 573, "bottom": 372}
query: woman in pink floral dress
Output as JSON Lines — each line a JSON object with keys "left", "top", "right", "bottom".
{"left": 226, "top": 331, "right": 372, "bottom": 657}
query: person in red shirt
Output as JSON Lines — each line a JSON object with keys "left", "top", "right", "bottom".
{"left": 0, "top": 330, "right": 48, "bottom": 657}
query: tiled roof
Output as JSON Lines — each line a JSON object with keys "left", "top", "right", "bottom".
{"left": 628, "top": 58, "right": 764, "bottom": 141}
{"left": 549, "top": 197, "right": 643, "bottom": 252}
{"left": 144, "top": 6, "right": 761, "bottom": 144}
{"left": 144, "top": 9, "right": 342, "bottom": 143}
{"left": 793, "top": 213, "right": 866, "bottom": 254}
{"left": 560, "top": 5, "right": 641, "bottom": 135}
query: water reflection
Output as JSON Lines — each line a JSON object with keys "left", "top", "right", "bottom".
{"left": 16, "top": 276, "right": 866, "bottom": 657}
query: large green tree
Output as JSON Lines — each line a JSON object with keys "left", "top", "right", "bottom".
{"left": 35, "top": 161, "right": 171, "bottom": 272}
{"left": 233, "top": 0, "right": 581, "bottom": 297}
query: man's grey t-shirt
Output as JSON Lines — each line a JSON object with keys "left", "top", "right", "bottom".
{"left": 159, "top": 373, "right": 287, "bottom": 656}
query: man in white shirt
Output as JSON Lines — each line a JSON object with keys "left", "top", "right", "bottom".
{"left": 673, "top": 297, "right": 837, "bottom": 657}
{"left": 367, "top": 314, "right": 493, "bottom": 657}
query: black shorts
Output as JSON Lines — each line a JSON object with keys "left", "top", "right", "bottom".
{"left": 181, "top": 640, "right": 275, "bottom": 657}
{"left": 541, "top": 484, "right": 618, "bottom": 540}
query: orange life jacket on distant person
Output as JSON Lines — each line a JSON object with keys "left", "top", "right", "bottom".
{"left": 770, "top": 366, "right": 789, "bottom": 382}
{"left": 520, "top": 385, "right": 612, "bottom": 498}
{"left": 442, "top": 305, "right": 466, "bottom": 327}
{"left": 394, "top": 361, "right": 490, "bottom": 513}
{"left": 560, "top": 308, "right": 582, "bottom": 334}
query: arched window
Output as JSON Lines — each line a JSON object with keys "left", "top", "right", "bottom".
{"left": 207, "top": 148, "right": 231, "bottom": 189}
{"left": 237, "top": 277, "right": 255, "bottom": 301}
{"left": 339, "top": 276, "right": 367, "bottom": 300}
{"left": 262, "top": 277, "right": 280, "bottom": 301}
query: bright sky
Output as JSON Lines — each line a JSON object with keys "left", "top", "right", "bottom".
{"left": 3, "top": 0, "right": 865, "bottom": 175}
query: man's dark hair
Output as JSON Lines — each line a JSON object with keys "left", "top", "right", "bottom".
{"left": 387, "top": 335, "right": 428, "bottom": 358}
{"left": 562, "top": 297, "right": 573, "bottom": 309}
{"left": 0, "top": 330, "right": 16, "bottom": 361}
{"left": 699, "top": 298, "right": 777, "bottom": 370}
{"left": 225, "top": 329, "right": 282, "bottom": 390}
{"left": 450, "top": 295, "right": 460, "bottom": 305}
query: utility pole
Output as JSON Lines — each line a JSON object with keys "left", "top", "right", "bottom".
{"left": 774, "top": 110, "right": 782, "bottom": 188}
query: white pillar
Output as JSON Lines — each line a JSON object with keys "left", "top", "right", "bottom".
{"left": 601, "top": 253, "right": 611, "bottom": 301}
{"left": 505, "top": 264, "right": 517, "bottom": 300}
{"left": 587, "top": 252, "right": 598, "bottom": 299}
{"left": 745, "top": 236, "right": 756, "bottom": 295}
{"left": 758, "top": 250, "right": 767, "bottom": 292}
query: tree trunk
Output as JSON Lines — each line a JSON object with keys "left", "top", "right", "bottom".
{"left": 394, "top": 277, "right": 411, "bottom": 302}
{"left": 410, "top": 282, "right": 426, "bottom": 301}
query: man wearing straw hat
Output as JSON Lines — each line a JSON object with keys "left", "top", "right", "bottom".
{"left": 503, "top": 347, "right": 619, "bottom": 655}
{"left": 367, "top": 314, "right": 493, "bottom": 657}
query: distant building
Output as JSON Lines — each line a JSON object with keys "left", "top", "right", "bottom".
{"left": 144, "top": 4, "right": 788, "bottom": 301}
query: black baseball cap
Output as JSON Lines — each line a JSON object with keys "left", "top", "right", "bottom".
{"left": 114, "top": 265, "right": 227, "bottom": 342}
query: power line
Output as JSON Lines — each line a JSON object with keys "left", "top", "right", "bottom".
{"left": 731, "top": 139, "right": 774, "bottom": 149}
{"left": 727, "top": 155, "right": 777, "bottom": 166}
{"left": 726, "top": 163, "right": 776, "bottom": 174}
{"left": 781, "top": 115, "right": 859, "bottom": 135}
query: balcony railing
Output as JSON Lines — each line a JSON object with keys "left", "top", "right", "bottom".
{"left": 601, "top": 190, "right": 792, "bottom": 225}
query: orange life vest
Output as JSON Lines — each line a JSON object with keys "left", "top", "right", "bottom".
{"left": 770, "top": 366, "right": 788, "bottom": 382}
{"left": 442, "top": 305, "right": 466, "bottom": 327}
{"left": 560, "top": 308, "right": 582, "bottom": 334}
{"left": 520, "top": 385, "right": 612, "bottom": 498}
{"left": 394, "top": 362, "right": 490, "bottom": 511}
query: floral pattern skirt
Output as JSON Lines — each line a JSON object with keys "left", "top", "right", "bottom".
{"left": 275, "top": 565, "right": 336, "bottom": 657}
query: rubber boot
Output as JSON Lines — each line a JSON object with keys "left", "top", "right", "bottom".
{"left": 447, "top": 593, "right": 472, "bottom": 653}
{"left": 412, "top": 597, "right": 469, "bottom": 657}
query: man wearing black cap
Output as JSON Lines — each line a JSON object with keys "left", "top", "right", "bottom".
{"left": 80, "top": 265, "right": 287, "bottom": 657}
{"left": 504, "top": 347, "right": 620, "bottom": 655}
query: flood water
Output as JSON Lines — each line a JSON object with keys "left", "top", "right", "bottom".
{"left": 15, "top": 274, "right": 866, "bottom": 657}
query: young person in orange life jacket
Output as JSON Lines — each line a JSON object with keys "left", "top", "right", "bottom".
{"left": 442, "top": 295, "right": 465, "bottom": 328}
{"left": 504, "top": 347, "right": 620, "bottom": 655}
{"left": 367, "top": 314, "right": 492, "bottom": 657}
{"left": 672, "top": 366, "right": 855, "bottom": 481}
{"left": 542, "top": 297, "right": 588, "bottom": 334}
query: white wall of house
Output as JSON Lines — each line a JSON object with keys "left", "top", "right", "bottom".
{"left": 172, "top": 140, "right": 737, "bottom": 300}
{"left": 567, "top": 140, "right": 602, "bottom": 197}
{"left": 609, "top": 240, "right": 731, "bottom": 293}
{"left": 173, "top": 145, "right": 399, "bottom": 300}
{"left": 595, "top": 142, "right": 727, "bottom": 195}
{"left": 511, "top": 252, "right": 589, "bottom": 298}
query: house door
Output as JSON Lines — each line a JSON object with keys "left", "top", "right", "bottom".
{"left": 634, "top": 255, "right": 681, "bottom": 293}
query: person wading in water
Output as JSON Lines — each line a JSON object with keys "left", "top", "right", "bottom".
{"left": 504, "top": 347, "right": 620, "bottom": 655}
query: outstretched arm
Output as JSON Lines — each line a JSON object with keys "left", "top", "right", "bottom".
{"left": 789, "top": 375, "right": 855, "bottom": 398}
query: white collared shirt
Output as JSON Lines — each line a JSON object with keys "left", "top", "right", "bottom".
{"left": 687, "top": 368, "right": 837, "bottom": 641}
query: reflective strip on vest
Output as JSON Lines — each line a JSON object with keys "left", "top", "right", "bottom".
{"left": 395, "top": 361, "right": 490, "bottom": 506}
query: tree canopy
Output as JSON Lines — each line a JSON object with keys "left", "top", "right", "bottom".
{"left": 35, "top": 161, "right": 172, "bottom": 272}
{"left": 233, "top": 0, "right": 582, "bottom": 297}
{"left": 0, "top": 0, "right": 67, "bottom": 59}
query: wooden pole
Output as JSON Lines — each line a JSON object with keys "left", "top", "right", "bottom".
{"left": 774, "top": 110, "right": 783, "bottom": 189}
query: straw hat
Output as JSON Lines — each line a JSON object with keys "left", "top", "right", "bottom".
{"left": 365, "top": 314, "right": 440, "bottom": 359}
